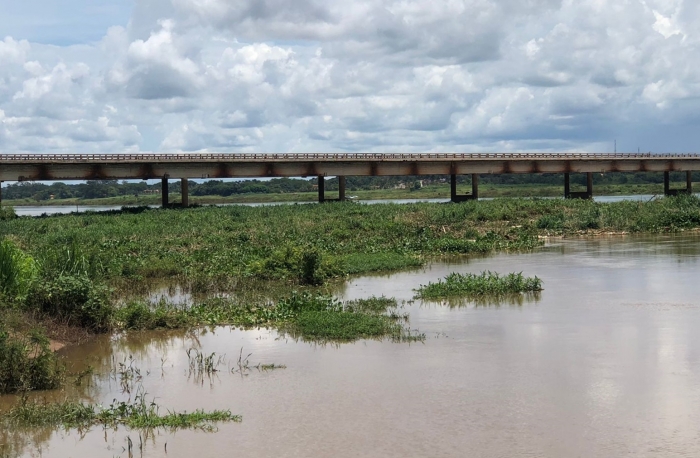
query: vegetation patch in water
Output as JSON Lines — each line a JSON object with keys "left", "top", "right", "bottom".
{"left": 116, "top": 293, "right": 423, "bottom": 343}
{"left": 1, "top": 393, "right": 240, "bottom": 431}
{"left": 414, "top": 271, "right": 543, "bottom": 300}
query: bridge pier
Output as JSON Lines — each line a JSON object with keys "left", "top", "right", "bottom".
{"left": 181, "top": 178, "right": 189, "bottom": 207}
{"left": 564, "top": 172, "right": 593, "bottom": 199}
{"left": 161, "top": 177, "right": 169, "bottom": 207}
{"left": 338, "top": 176, "right": 346, "bottom": 201}
{"left": 450, "top": 174, "right": 479, "bottom": 202}
{"left": 664, "top": 171, "right": 693, "bottom": 196}
{"left": 318, "top": 176, "right": 325, "bottom": 203}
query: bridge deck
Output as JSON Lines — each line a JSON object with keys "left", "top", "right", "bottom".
{"left": 1, "top": 153, "right": 700, "bottom": 181}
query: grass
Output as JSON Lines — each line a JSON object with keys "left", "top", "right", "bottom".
{"left": 0, "top": 239, "right": 39, "bottom": 302}
{"left": 1, "top": 393, "right": 240, "bottom": 431}
{"left": 115, "top": 293, "right": 423, "bottom": 343}
{"left": 0, "top": 322, "right": 64, "bottom": 394}
{"left": 415, "top": 271, "right": 543, "bottom": 300}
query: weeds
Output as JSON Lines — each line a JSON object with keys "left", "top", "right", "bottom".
{"left": 0, "top": 390, "right": 240, "bottom": 431}
{"left": 0, "top": 239, "right": 38, "bottom": 302}
{"left": 186, "top": 348, "right": 224, "bottom": 383}
{"left": 415, "top": 271, "right": 543, "bottom": 300}
{"left": 0, "top": 324, "right": 63, "bottom": 394}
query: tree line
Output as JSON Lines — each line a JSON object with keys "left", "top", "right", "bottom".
{"left": 2, "top": 172, "right": 695, "bottom": 201}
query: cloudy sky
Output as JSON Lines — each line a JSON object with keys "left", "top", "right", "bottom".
{"left": 0, "top": 0, "right": 698, "bottom": 154}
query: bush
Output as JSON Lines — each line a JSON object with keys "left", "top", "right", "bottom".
{"left": 0, "top": 325, "right": 63, "bottom": 394}
{"left": 0, "top": 207, "right": 17, "bottom": 221}
{"left": 114, "top": 301, "right": 190, "bottom": 330}
{"left": 27, "top": 276, "right": 113, "bottom": 332}
{"left": 247, "top": 246, "right": 341, "bottom": 284}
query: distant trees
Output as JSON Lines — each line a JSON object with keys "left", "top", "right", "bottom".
{"left": 2, "top": 172, "right": 695, "bottom": 202}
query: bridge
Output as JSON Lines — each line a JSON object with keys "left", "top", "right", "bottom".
{"left": 1, "top": 152, "right": 700, "bottom": 206}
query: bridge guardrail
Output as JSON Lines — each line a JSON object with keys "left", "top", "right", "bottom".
{"left": 2, "top": 152, "right": 700, "bottom": 163}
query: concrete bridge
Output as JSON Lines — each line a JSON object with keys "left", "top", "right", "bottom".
{"left": 1, "top": 152, "right": 699, "bottom": 206}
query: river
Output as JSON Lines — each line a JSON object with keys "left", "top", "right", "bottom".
{"left": 3, "top": 234, "right": 700, "bottom": 457}
{"left": 7, "top": 194, "right": 659, "bottom": 216}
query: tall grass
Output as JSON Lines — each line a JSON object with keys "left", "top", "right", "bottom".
{"left": 0, "top": 239, "right": 38, "bottom": 302}
{"left": 415, "top": 271, "right": 543, "bottom": 300}
{"left": 0, "top": 324, "right": 63, "bottom": 394}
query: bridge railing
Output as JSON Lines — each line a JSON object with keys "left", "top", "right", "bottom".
{"left": 1, "top": 152, "right": 700, "bottom": 162}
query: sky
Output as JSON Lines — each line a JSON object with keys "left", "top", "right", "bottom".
{"left": 0, "top": 0, "right": 699, "bottom": 154}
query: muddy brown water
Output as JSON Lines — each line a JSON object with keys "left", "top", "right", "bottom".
{"left": 4, "top": 234, "right": 700, "bottom": 457}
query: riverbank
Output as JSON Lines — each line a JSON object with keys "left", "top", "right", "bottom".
{"left": 1, "top": 182, "right": 672, "bottom": 207}
{"left": 2, "top": 196, "right": 700, "bottom": 392}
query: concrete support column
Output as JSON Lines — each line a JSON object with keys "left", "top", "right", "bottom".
{"left": 471, "top": 174, "right": 479, "bottom": 200}
{"left": 564, "top": 173, "right": 571, "bottom": 198}
{"left": 687, "top": 171, "right": 693, "bottom": 194}
{"left": 664, "top": 171, "right": 670, "bottom": 196}
{"left": 161, "top": 177, "right": 169, "bottom": 208}
{"left": 450, "top": 174, "right": 457, "bottom": 202}
{"left": 0, "top": 181, "right": 3, "bottom": 207}
{"left": 181, "top": 178, "right": 189, "bottom": 208}
{"left": 318, "top": 176, "right": 325, "bottom": 203}
{"left": 338, "top": 176, "right": 346, "bottom": 201}
{"left": 586, "top": 172, "right": 593, "bottom": 198}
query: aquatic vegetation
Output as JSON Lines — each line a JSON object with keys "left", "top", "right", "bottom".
{"left": 414, "top": 271, "right": 543, "bottom": 300}
{"left": 1, "top": 392, "right": 240, "bottom": 431}
{"left": 113, "top": 293, "right": 422, "bottom": 343}
{"left": 0, "top": 324, "right": 63, "bottom": 394}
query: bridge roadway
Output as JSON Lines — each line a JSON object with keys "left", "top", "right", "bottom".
{"left": 1, "top": 152, "right": 699, "bottom": 205}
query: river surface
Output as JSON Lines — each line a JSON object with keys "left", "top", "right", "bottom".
{"left": 7, "top": 194, "right": 662, "bottom": 216}
{"left": 4, "top": 234, "right": 700, "bottom": 457}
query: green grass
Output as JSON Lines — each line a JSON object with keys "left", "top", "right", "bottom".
{"left": 0, "top": 320, "right": 64, "bottom": 394}
{"left": 1, "top": 196, "right": 699, "bottom": 371}
{"left": 415, "top": 271, "right": 543, "bottom": 300}
{"left": 0, "top": 239, "right": 39, "bottom": 302}
{"left": 1, "top": 394, "right": 240, "bottom": 431}
{"left": 115, "top": 293, "right": 423, "bottom": 343}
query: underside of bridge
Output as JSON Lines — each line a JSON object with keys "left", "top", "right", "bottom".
{"left": 1, "top": 154, "right": 699, "bottom": 207}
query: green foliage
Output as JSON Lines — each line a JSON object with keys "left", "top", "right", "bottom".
{"left": 27, "top": 275, "right": 113, "bottom": 332}
{"left": 1, "top": 393, "right": 240, "bottom": 430}
{"left": 0, "top": 206, "right": 17, "bottom": 220}
{"left": 114, "top": 300, "right": 190, "bottom": 330}
{"left": 246, "top": 245, "right": 341, "bottom": 285}
{"left": 0, "top": 239, "right": 39, "bottom": 302}
{"left": 415, "top": 271, "right": 543, "bottom": 300}
{"left": 112, "top": 293, "right": 421, "bottom": 343}
{"left": 0, "top": 324, "right": 63, "bottom": 394}
{"left": 293, "top": 311, "right": 401, "bottom": 341}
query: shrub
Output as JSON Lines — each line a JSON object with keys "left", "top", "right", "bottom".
{"left": 0, "top": 207, "right": 17, "bottom": 221}
{"left": 0, "top": 325, "right": 63, "bottom": 394}
{"left": 28, "top": 276, "right": 113, "bottom": 332}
